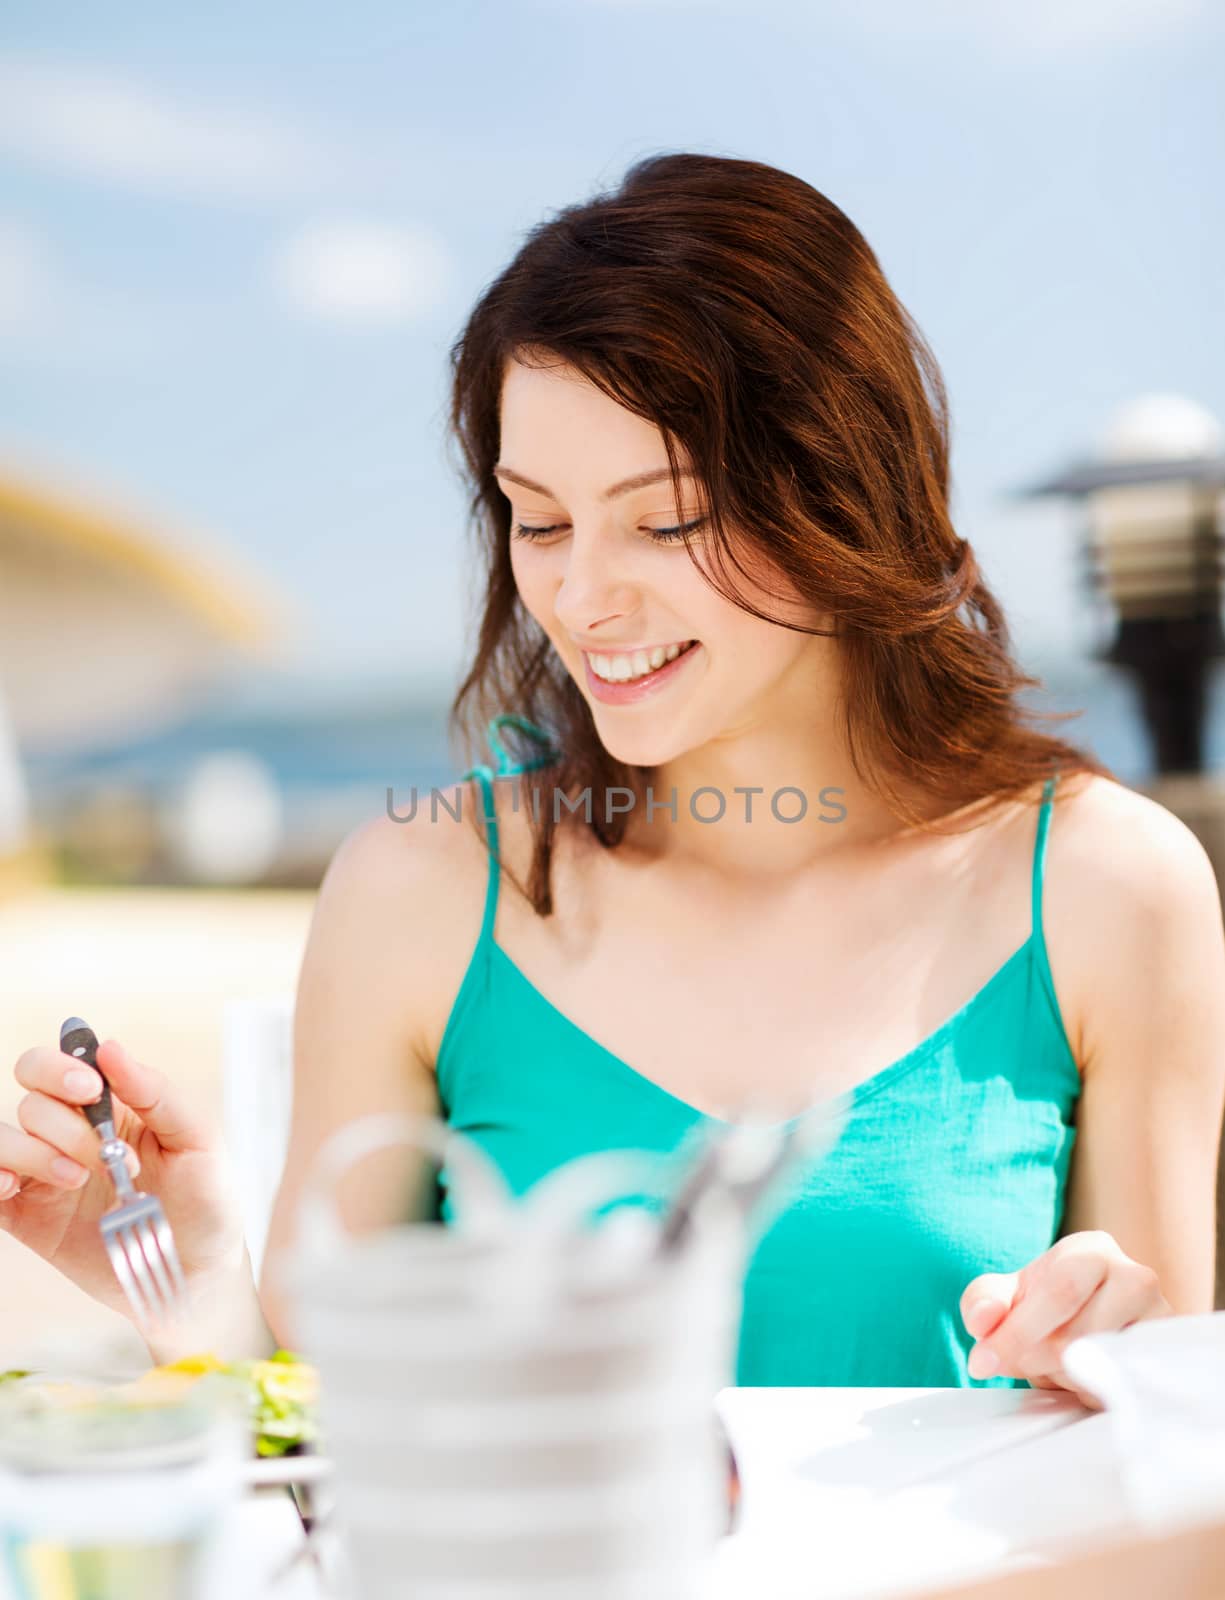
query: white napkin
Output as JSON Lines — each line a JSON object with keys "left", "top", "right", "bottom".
{"left": 1062, "top": 1309, "right": 1225, "bottom": 1536}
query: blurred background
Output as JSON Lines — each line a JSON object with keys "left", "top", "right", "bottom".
{"left": 2, "top": 0, "right": 1223, "bottom": 1363}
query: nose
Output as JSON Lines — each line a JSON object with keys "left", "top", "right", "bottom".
{"left": 552, "top": 525, "right": 640, "bottom": 639}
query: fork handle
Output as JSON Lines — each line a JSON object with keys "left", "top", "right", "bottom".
{"left": 59, "top": 1016, "right": 114, "bottom": 1134}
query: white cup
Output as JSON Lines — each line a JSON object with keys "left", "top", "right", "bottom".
{"left": 282, "top": 1113, "right": 744, "bottom": 1599}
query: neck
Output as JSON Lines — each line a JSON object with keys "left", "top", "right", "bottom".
{"left": 625, "top": 725, "right": 939, "bottom": 877}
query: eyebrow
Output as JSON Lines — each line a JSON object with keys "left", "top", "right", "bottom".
{"left": 492, "top": 465, "right": 696, "bottom": 502}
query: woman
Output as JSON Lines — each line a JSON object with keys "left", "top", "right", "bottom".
{"left": 3, "top": 154, "right": 1223, "bottom": 1400}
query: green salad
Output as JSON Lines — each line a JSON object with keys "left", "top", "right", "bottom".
{"left": 0, "top": 1349, "right": 320, "bottom": 1460}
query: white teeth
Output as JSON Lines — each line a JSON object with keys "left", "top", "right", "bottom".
{"left": 589, "top": 641, "right": 692, "bottom": 684}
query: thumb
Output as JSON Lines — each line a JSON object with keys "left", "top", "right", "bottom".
{"left": 94, "top": 1039, "right": 210, "bottom": 1155}
{"left": 960, "top": 1271, "right": 1020, "bottom": 1339}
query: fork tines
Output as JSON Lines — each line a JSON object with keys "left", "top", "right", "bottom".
{"left": 100, "top": 1188, "right": 189, "bottom": 1332}
{"left": 59, "top": 1016, "right": 190, "bottom": 1335}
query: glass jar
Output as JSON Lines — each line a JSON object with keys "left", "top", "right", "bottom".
{"left": 0, "top": 1374, "right": 245, "bottom": 1600}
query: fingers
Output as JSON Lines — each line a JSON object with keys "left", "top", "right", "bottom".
{"left": 960, "top": 1271, "right": 1018, "bottom": 1340}
{"left": 14, "top": 1045, "right": 105, "bottom": 1106}
{"left": 16, "top": 1090, "right": 140, "bottom": 1180}
{"left": 986, "top": 1247, "right": 1109, "bottom": 1363}
{"left": 0, "top": 1122, "right": 90, "bottom": 1190}
{"left": 92, "top": 1040, "right": 209, "bottom": 1154}
{"left": 14, "top": 1039, "right": 208, "bottom": 1155}
{"left": 1029, "top": 1371, "right": 1105, "bottom": 1411}
{"left": 965, "top": 1235, "right": 1143, "bottom": 1383}
{"left": 7, "top": 1041, "right": 145, "bottom": 1188}
{"left": 991, "top": 1259, "right": 1165, "bottom": 1387}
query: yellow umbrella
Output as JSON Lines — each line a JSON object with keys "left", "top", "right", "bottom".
{"left": 0, "top": 461, "right": 291, "bottom": 753}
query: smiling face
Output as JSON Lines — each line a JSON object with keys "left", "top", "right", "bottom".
{"left": 497, "top": 353, "right": 831, "bottom": 771}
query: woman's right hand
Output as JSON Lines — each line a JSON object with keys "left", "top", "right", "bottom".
{"left": 0, "top": 1036, "right": 246, "bottom": 1327}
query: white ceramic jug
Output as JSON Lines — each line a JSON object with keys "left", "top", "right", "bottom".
{"left": 281, "top": 1112, "right": 744, "bottom": 1600}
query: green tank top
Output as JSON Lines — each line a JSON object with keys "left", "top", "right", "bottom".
{"left": 435, "top": 716, "right": 1082, "bottom": 1388}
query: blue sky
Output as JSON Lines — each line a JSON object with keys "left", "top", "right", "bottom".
{"left": 2, "top": 0, "right": 1222, "bottom": 705}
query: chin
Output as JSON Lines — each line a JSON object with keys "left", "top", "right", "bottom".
{"left": 591, "top": 724, "right": 688, "bottom": 777}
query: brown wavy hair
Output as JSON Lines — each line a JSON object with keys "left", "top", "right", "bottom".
{"left": 445, "top": 151, "right": 1115, "bottom": 916}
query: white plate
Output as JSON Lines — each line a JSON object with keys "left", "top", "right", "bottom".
{"left": 241, "top": 1453, "right": 334, "bottom": 1489}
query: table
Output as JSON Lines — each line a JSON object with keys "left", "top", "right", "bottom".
{"left": 216, "top": 1385, "right": 1141, "bottom": 1598}
{"left": 707, "top": 1385, "right": 1126, "bottom": 1597}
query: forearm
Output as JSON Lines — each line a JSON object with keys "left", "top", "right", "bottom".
{"left": 143, "top": 1246, "right": 281, "bottom": 1366}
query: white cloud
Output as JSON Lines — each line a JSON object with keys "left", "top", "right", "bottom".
{"left": 0, "top": 54, "right": 342, "bottom": 199}
{"left": 273, "top": 220, "right": 452, "bottom": 325}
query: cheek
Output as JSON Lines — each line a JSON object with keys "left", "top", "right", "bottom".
{"left": 689, "top": 539, "right": 823, "bottom": 643}
{"left": 691, "top": 586, "right": 808, "bottom": 655}
{"left": 700, "top": 608, "right": 824, "bottom": 697}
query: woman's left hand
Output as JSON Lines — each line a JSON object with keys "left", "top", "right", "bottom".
{"left": 959, "top": 1230, "right": 1174, "bottom": 1408}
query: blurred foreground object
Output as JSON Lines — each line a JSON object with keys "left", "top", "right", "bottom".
{"left": 285, "top": 1115, "right": 743, "bottom": 1598}
{"left": 1061, "top": 1312, "right": 1225, "bottom": 1541}
{"left": 0, "top": 1372, "right": 244, "bottom": 1600}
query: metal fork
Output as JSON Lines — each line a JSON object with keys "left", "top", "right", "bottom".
{"left": 60, "top": 1016, "right": 189, "bottom": 1333}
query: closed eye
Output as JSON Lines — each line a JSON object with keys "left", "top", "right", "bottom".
{"left": 511, "top": 516, "right": 707, "bottom": 546}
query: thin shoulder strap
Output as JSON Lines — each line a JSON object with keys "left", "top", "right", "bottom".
{"left": 457, "top": 715, "right": 562, "bottom": 948}
{"left": 487, "top": 713, "right": 561, "bottom": 776}
{"left": 1031, "top": 769, "right": 1059, "bottom": 947}
{"left": 458, "top": 760, "right": 500, "bottom": 946}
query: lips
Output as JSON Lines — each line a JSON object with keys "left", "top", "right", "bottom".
{"left": 582, "top": 639, "right": 702, "bottom": 704}
{"left": 586, "top": 639, "right": 698, "bottom": 685}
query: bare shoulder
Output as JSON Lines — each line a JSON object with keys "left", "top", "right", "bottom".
{"left": 327, "top": 778, "right": 488, "bottom": 903}
{"left": 312, "top": 774, "right": 518, "bottom": 1066}
{"left": 1047, "top": 770, "right": 1220, "bottom": 902}
{"left": 1042, "top": 771, "right": 1225, "bottom": 1069}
